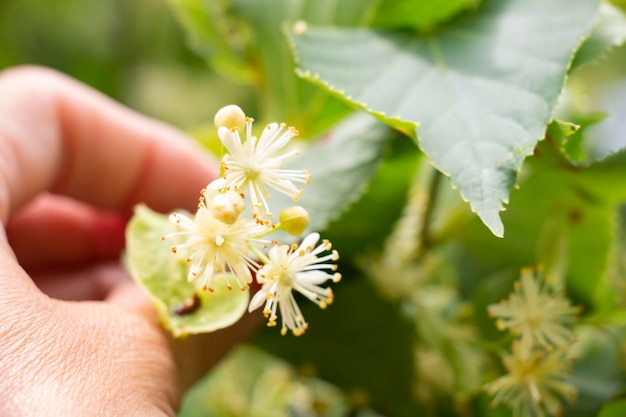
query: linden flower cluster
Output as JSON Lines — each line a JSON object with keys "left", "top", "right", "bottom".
{"left": 485, "top": 342, "right": 577, "bottom": 417}
{"left": 488, "top": 267, "right": 580, "bottom": 348}
{"left": 165, "top": 105, "right": 340, "bottom": 336}
{"left": 485, "top": 267, "right": 580, "bottom": 417}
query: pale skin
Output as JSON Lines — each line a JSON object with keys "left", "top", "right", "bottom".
{"left": 0, "top": 66, "right": 258, "bottom": 416}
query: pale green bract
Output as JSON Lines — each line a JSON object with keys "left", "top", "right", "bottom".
{"left": 288, "top": 0, "right": 600, "bottom": 237}
{"left": 125, "top": 204, "right": 249, "bottom": 337}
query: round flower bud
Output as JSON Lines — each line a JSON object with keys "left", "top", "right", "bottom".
{"left": 214, "top": 104, "right": 246, "bottom": 131}
{"left": 210, "top": 190, "right": 245, "bottom": 224}
{"left": 279, "top": 206, "right": 309, "bottom": 236}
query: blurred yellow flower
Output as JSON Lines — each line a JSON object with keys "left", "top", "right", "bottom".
{"left": 485, "top": 342, "right": 576, "bottom": 417}
{"left": 489, "top": 268, "right": 580, "bottom": 348}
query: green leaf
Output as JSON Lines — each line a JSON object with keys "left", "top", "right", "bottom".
{"left": 125, "top": 204, "right": 249, "bottom": 337}
{"left": 547, "top": 119, "right": 580, "bottom": 143}
{"left": 571, "top": 2, "right": 626, "bottom": 70}
{"left": 289, "top": 0, "right": 600, "bottom": 237}
{"left": 598, "top": 400, "right": 626, "bottom": 417}
{"left": 566, "top": 326, "right": 626, "bottom": 417}
{"left": 253, "top": 276, "right": 420, "bottom": 417}
{"left": 271, "top": 112, "right": 393, "bottom": 237}
{"left": 549, "top": 108, "right": 608, "bottom": 165}
{"left": 169, "top": 0, "right": 254, "bottom": 82}
{"left": 547, "top": 119, "right": 586, "bottom": 165}
{"left": 595, "top": 205, "right": 626, "bottom": 312}
{"left": 371, "top": 0, "right": 480, "bottom": 31}
{"left": 583, "top": 148, "right": 626, "bottom": 203}
{"left": 322, "top": 135, "right": 420, "bottom": 260}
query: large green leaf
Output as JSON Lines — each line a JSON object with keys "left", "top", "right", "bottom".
{"left": 322, "top": 135, "right": 420, "bottom": 260}
{"left": 125, "top": 205, "right": 249, "bottom": 337}
{"left": 289, "top": 0, "right": 600, "bottom": 237}
{"left": 270, "top": 112, "right": 393, "bottom": 237}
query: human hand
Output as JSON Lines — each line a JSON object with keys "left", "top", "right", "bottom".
{"left": 0, "top": 66, "right": 257, "bottom": 416}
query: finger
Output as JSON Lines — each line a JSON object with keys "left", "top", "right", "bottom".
{"left": 0, "top": 66, "right": 218, "bottom": 224}
{"left": 7, "top": 194, "right": 126, "bottom": 269}
{"left": 106, "top": 272, "right": 262, "bottom": 393}
{"left": 106, "top": 277, "right": 262, "bottom": 393}
{"left": 0, "top": 236, "right": 48, "bottom": 309}
{"left": 29, "top": 262, "right": 131, "bottom": 301}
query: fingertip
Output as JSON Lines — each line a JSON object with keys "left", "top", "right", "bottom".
{"left": 119, "top": 133, "right": 219, "bottom": 215}
{"left": 0, "top": 65, "right": 219, "bottom": 219}
{"left": 7, "top": 194, "right": 127, "bottom": 269}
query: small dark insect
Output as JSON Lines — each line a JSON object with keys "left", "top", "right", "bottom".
{"left": 173, "top": 293, "right": 201, "bottom": 316}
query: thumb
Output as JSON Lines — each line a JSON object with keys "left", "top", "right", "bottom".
{"left": 107, "top": 277, "right": 262, "bottom": 394}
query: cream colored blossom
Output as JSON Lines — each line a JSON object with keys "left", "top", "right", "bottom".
{"left": 208, "top": 118, "right": 310, "bottom": 218}
{"left": 485, "top": 342, "right": 577, "bottom": 417}
{"left": 488, "top": 268, "right": 580, "bottom": 348}
{"left": 164, "top": 198, "right": 268, "bottom": 292}
{"left": 248, "top": 233, "right": 340, "bottom": 336}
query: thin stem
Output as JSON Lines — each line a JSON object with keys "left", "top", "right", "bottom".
{"left": 252, "top": 222, "right": 282, "bottom": 239}
{"left": 250, "top": 245, "right": 271, "bottom": 264}
{"left": 416, "top": 168, "right": 443, "bottom": 259}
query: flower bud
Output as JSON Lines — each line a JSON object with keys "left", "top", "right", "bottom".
{"left": 210, "top": 190, "right": 245, "bottom": 224}
{"left": 279, "top": 206, "right": 309, "bottom": 236}
{"left": 214, "top": 104, "right": 246, "bottom": 131}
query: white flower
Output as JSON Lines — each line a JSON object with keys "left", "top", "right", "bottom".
{"left": 488, "top": 268, "right": 580, "bottom": 348}
{"left": 208, "top": 118, "right": 310, "bottom": 218}
{"left": 248, "top": 233, "right": 341, "bottom": 336}
{"left": 164, "top": 199, "right": 268, "bottom": 292}
{"left": 485, "top": 342, "right": 577, "bottom": 417}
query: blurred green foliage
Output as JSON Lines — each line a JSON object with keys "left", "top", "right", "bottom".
{"left": 0, "top": 0, "right": 254, "bottom": 127}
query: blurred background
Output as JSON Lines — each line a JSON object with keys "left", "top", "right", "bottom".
{"left": 0, "top": 0, "right": 254, "bottom": 128}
